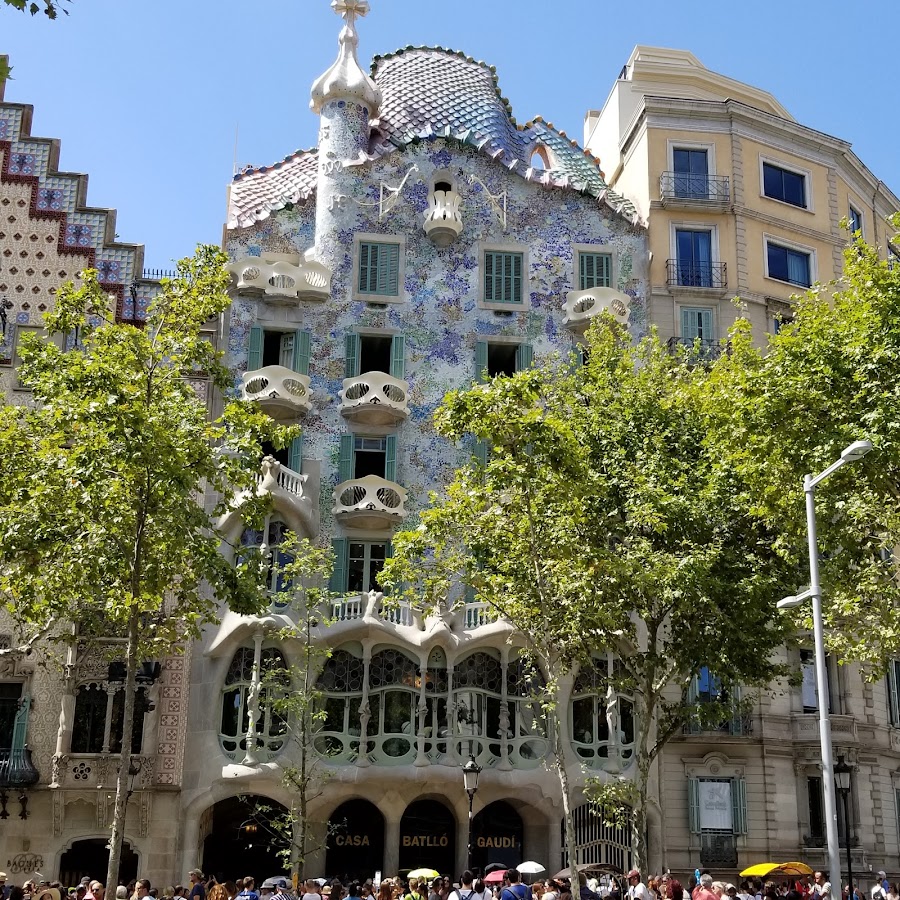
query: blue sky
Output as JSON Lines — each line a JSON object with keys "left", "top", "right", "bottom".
{"left": 3, "top": 0, "right": 898, "bottom": 269}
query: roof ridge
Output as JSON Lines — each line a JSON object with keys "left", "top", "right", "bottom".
{"left": 233, "top": 146, "right": 319, "bottom": 182}
{"left": 371, "top": 45, "right": 517, "bottom": 124}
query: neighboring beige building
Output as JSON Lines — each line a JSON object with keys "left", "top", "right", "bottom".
{"left": 0, "top": 59, "right": 188, "bottom": 887}
{"left": 586, "top": 46, "right": 900, "bottom": 879}
{"left": 585, "top": 45, "right": 900, "bottom": 352}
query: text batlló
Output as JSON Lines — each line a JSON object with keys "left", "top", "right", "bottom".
{"left": 476, "top": 837, "right": 517, "bottom": 848}
{"left": 402, "top": 835, "right": 450, "bottom": 847}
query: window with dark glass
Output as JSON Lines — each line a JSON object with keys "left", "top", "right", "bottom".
{"left": 763, "top": 162, "right": 807, "bottom": 208}
{"left": 767, "top": 242, "right": 811, "bottom": 287}
{"left": 675, "top": 229, "right": 713, "bottom": 287}
{"left": 673, "top": 148, "right": 709, "bottom": 199}
{"left": 71, "top": 683, "right": 147, "bottom": 754}
{"left": 0, "top": 684, "right": 22, "bottom": 748}
{"left": 849, "top": 206, "right": 863, "bottom": 237}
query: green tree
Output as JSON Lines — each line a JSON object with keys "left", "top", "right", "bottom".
{"left": 0, "top": 249, "right": 288, "bottom": 889}
{"left": 2, "top": 0, "right": 67, "bottom": 18}
{"left": 704, "top": 224, "right": 900, "bottom": 668}
{"left": 383, "top": 321, "right": 792, "bottom": 873}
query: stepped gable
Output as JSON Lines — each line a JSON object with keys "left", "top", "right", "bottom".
{"left": 227, "top": 46, "right": 641, "bottom": 230}
{"left": 0, "top": 57, "right": 159, "bottom": 327}
{"left": 227, "top": 149, "right": 319, "bottom": 231}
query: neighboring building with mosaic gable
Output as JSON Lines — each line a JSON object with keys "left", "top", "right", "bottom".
{"left": 182, "top": 2, "right": 648, "bottom": 881}
{"left": 0, "top": 58, "right": 191, "bottom": 888}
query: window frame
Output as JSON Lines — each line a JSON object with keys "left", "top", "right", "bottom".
{"left": 478, "top": 242, "right": 530, "bottom": 310}
{"left": 848, "top": 204, "right": 864, "bottom": 239}
{"left": 573, "top": 245, "right": 614, "bottom": 292}
{"left": 677, "top": 305, "right": 717, "bottom": 343}
{"left": 759, "top": 156, "right": 813, "bottom": 211}
{"left": 764, "top": 235, "right": 816, "bottom": 288}
{"left": 352, "top": 233, "right": 406, "bottom": 303}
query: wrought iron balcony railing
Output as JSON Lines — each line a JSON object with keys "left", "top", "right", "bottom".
{"left": 0, "top": 747, "right": 39, "bottom": 788}
{"left": 700, "top": 831, "right": 738, "bottom": 868}
{"left": 666, "top": 336, "right": 727, "bottom": 363}
{"left": 666, "top": 259, "right": 727, "bottom": 289}
{"left": 660, "top": 172, "right": 730, "bottom": 204}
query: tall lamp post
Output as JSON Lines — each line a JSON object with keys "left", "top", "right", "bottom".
{"left": 778, "top": 440, "right": 873, "bottom": 895}
{"left": 834, "top": 756, "right": 854, "bottom": 900}
{"left": 462, "top": 753, "right": 482, "bottom": 874}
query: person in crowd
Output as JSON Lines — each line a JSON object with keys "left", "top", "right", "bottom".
{"left": 627, "top": 872, "right": 652, "bottom": 900}
{"left": 9, "top": 887, "right": 24, "bottom": 900}
{"left": 135, "top": 882, "right": 151, "bottom": 900}
{"left": 222, "top": 885, "right": 237, "bottom": 900}
{"left": 187, "top": 874, "right": 207, "bottom": 900}
{"left": 558, "top": 883, "right": 571, "bottom": 900}
{"left": 208, "top": 884, "right": 228, "bottom": 900}
{"left": 305, "top": 882, "right": 325, "bottom": 900}
{"left": 150, "top": 891, "right": 158, "bottom": 898}
{"left": 502, "top": 872, "right": 531, "bottom": 900}
{"left": 236, "top": 881, "right": 258, "bottom": 900}
{"left": 710, "top": 885, "right": 725, "bottom": 900}
{"left": 405, "top": 882, "right": 424, "bottom": 900}
{"left": 346, "top": 885, "right": 362, "bottom": 900}
{"left": 115, "top": 889, "right": 128, "bottom": 900}
{"left": 471, "top": 879, "right": 489, "bottom": 900}
{"left": 532, "top": 884, "right": 545, "bottom": 900}
{"left": 541, "top": 882, "right": 558, "bottom": 900}
{"left": 429, "top": 880, "right": 442, "bottom": 900}
{"left": 269, "top": 879, "right": 295, "bottom": 900}
{"left": 440, "top": 881, "right": 451, "bottom": 900}
{"left": 812, "top": 875, "right": 831, "bottom": 900}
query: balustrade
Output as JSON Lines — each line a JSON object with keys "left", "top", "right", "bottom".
{"left": 241, "top": 365, "right": 312, "bottom": 420}
{"left": 227, "top": 255, "right": 332, "bottom": 301}
{"left": 339, "top": 372, "right": 409, "bottom": 426}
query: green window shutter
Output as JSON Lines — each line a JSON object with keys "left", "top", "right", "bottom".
{"left": 688, "top": 777, "right": 701, "bottom": 834}
{"left": 681, "top": 307, "right": 714, "bottom": 341}
{"left": 288, "top": 435, "right": 303, "bottom": 473}
{"left": 378, "top": 243, "right": 400, "bottom": 296}
{"left": 11, "top": 690, "right": 29, "bottom": 751}
{"left": 686, "top": 675, "right": 701, "bottom": 735}
{"left": 359, "top": 242, "right": 400, "bottom": 296}
{"left": 293, "top": 329, "right": 311, "bottom": 376}
{"left": 571, "top": 343, "right": 584, "bottom": 370}
{"left": 384, "top": 434, "right": 397, "bottom": 483}
{"left": 732, "top": 777, "right": 748, "bottom": 834}
{"left": 484, "top": 252, "right": 523, "bottom": 304}
{"left": 579, "top": 253, "right": 611, "bottom": 290}
{"left": 330, "top": 538, "right": 349, "bottom": 594}
{"left": 730, "top": 685, "right": 744, "bottom": 736}
{"left": 390, "top": 334, "right": 406, "bottom": 379}
{"left": 515, "top": 343, "right": 533, "bottom": 372}
{"left": 475, "top": 341, "right": 488, "bottom": 383}
{"left": 339, "top": 434, "right": 354, "bottom": 483}
{"left": 345, "top": 333, "right": 361, "bottom": 379}
{"left": 248, "top": 326, "right": 263, "bottom": 371}
{"left": 474, "top": 439, "right": 489, "bottom": 467}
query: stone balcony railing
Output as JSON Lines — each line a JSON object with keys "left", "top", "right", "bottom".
{"left": 462, "top": 601, "right": 491, "bottom": 629}
{"left": 227, "top": 255, "right": 332, "bottom": 302}
{"left": 563, "top": 286, "right": 631, "bottom": 331}
{"left": 51, "top": 753, "right": 154, "bottom": 791}
{"left": 259, "top": 456, "right": 312, "bottom": 521}
{"left": 332, "top": 475, "right": 407, "bottom": 529}
{"left": 792, "top": 713, "right": 858, "bottom": 743}
{"left": 424, "top": 189, "right": 463, "bottom": 246}
{"left": 339, "top": 372, "right": 410, "bottom": 426}
{"left": 241, "top": 365, "right": 312, "bottom": 421}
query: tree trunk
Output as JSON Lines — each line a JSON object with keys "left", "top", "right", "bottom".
{"left": 630, "top": 690, "right": 654, "bottom": 875}
{"left": 554, "top": 714, "right": 581, "bottom": 883}
{"left": 105, "top": 609, "right": 140, "bottom": 892}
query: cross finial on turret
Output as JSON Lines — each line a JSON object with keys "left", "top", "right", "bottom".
{"left": 331, "top": 0, "right": 370, "bottom": 27}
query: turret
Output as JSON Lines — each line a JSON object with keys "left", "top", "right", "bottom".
{"left": 310, "top": 0, "right": 381, "bottom": 266}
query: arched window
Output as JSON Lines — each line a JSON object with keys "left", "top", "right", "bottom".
{"left": 315, "top": 648, "right": 365, "bottom": 764}
{"left": 506, "top": 655, "right": 549, "bottom": 768}
{"left": 453, "top": 650, "right": 504, "bottom": 765}
{"left": 71, "top": 682, "right": 148, "bottom": 755}
{"left": 219, "top": 646, "right": 288, "bottom": 761}
{"left": 367, "top": 648, "right": 418, "bottom": 764}
{"left": 423, "top": 647, "right": 449, "bottom": 762}
{"left": 570, "top": 656, "right": 635, "bottom": 769}
{"left": 240, "top": 518, "right": 293, "bottom": 608}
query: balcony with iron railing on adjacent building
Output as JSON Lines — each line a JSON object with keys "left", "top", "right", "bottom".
{"left": 666, "top": 336, "right": 728, "bottom": 363}
{"left": 699, "top": 831, "right": 738, "bottom": 868}
{"left": 666, "top": 260, "right": 727, "bottom": 291}
{"left": 660, "top": 172, "right": 731, "bottom": 208}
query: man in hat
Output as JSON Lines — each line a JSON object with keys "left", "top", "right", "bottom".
{"left": 0, "top": 872, "right": 9, "bottom": 900}
{"left": 187, "top": 873, "right": 205, "bottom": 900}
{"left": 627, "top": 872, "right": 651, "bottom": 900}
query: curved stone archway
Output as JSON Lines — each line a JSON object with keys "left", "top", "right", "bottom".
{"left": 399, "top": 798, "right": 456, "bottom": 877}
{"left": 472, "top": 800, "right": 523, "bottom": 873}
{"left": 326, "top": 798, "right": 386, "bottom": 882}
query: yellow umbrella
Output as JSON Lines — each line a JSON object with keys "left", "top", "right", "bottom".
{"left": 740, "top": 863, "right": 814, "bottom": 878}
{"left": 407, "top": 869, "right": 441, "bottom": 881}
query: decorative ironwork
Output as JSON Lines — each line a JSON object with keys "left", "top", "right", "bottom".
{"left": 660, "top": 172, "right": 730, "bottom": 204}
{"left": 0, "top": 748, "right": 39, "bottom": 789}
{"left": 700, "top": 831, "right": 738, "bottom": 868}
{"left": 666, "top": 259, "right": 727, "bottom": 289}
{"left": 666, "top": 336, "right": 728, "bottom": 363}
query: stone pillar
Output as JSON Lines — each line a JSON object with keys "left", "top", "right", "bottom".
{"left": 383, "top": 810, "right": 402, "bottom": 877}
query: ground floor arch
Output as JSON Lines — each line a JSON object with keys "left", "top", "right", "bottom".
{"left": 59, "top": 838, "right": 139, "bottom": 886}
{"left": 326, "top": 799, "right": 385, "bottom": 882}
{"left": 472, "top": 801, "right": 523, "bottom": 873}
{"left": 202, "top": 795, "right": 290, "bottom": 884}
{"left": 399, "top": 798, "right": 456, "bottom": 876}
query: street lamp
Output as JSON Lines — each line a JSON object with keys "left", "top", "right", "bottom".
{"left": 834, "top": 756, "right": 854, "bottom": 900}
{"left": 462, "top": 753, "right": 482, "bottom": 873}
{"left": 778, "top": 439, "right": 873, "bottom": 894}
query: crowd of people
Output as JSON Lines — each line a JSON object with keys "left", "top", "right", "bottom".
{"left": 0, "top": 866, "right": 892, "bottom": 900}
